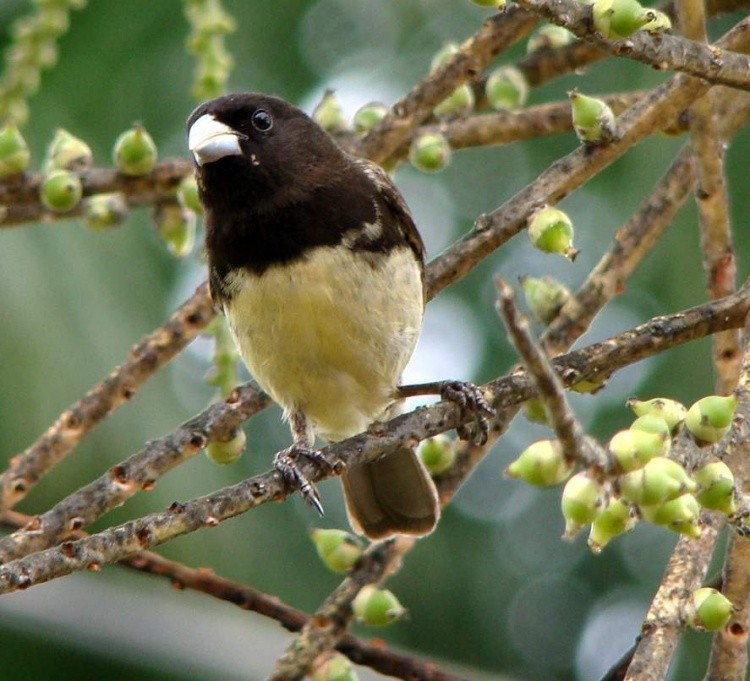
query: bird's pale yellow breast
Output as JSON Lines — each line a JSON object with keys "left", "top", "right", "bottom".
{"left": 224, "top": 244, "right": 423, "bottom": 441}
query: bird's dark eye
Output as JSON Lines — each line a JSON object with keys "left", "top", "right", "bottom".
{"left": 251, "top": 109, "right": 273, "bottom": 132}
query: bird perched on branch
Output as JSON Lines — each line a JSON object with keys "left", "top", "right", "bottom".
{"left": 187, "top": 92, "right": 491, "bottom": 538}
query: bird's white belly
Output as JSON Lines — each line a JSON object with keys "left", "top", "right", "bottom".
{"left": 223, "top": 246, "right": 423, "bottom": 441}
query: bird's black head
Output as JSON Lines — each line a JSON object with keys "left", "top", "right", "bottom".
{"left": 187, "top": 92, "right": 348, "bottom": 211}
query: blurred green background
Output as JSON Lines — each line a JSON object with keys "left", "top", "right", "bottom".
{"left": 0, "top": 1, "right": 748, "bottom": 679}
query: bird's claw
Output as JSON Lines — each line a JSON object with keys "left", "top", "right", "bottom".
{"left": 440, "top": 380, "right": 495, "bottom": 446}
{"left": 273, "top": 444, "right": 342, "bottom": 516}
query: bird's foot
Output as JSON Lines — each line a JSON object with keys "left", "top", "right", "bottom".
{"left": 273, "top": 444, "right": 343, "bottom": 516}
{"left": 439, "top": 380, "right": 495, "bottom": 445}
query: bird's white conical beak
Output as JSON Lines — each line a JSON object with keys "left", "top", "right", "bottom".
{"left": 188, "top": 114, "right": 243, "bottom": 165}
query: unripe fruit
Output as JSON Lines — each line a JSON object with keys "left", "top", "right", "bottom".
{"left": 627, "top": 397, "right": 687, "bottom": 432}
{"left": 527, "top": 24, "right": 575, "bottom": 53}
{"left": 470, "top": 0, "right": 505, "bottom": 7}
{"left": 352, "top": 102, "right": 388, "bottom": 134}
{"left": 113, "top": 124, "right": 158, "bottom": 176}
{"left": 685, "top": 395, "right": 737, "bottom": 444}
{"left": 588, "top": 497, "right": 636, "bottom": 553}
{"left": 519, "top": 275, "right": 571, "bottom": 324}
{"left": 485, "top": 66, "right": 529, "bottom": 111}
{"left": 687, "top": 588, "right": 734, "bottom": 631}
{"left": 570, "top": 378, "right": 606, "bottom": 394}
{"left": 40, "top": 169, "right": 83, "bottom": 212}
{"left": 608, "top": 429, "right": 666, "bottom": 472}
{"left": 352, "top": 585, "right": 406, "bottom": 626}
{"left": 312, "top": 90, "right": 347, "bottom": 134}
{"left": 593, "top": 0, "right": 655, "bottom": 39}
{"left": 569, "top": 90, "right": 616, "bottom": 144}
{"left": 44, "top": 128, "right": 93, "bottom": 172}
{"left": 643, "top": 9, "right": 672, "bottom": 31}
{"left": 434, "top": 83, "right": 475, "bottom": 119}
{"left": 310, "top": 528, "right": 364, "bottom": 573}
{"left": 694, "top": 461, "right": 736, "bottom": 515}
{"left": 630, "top": 414, "right": 671, "bottom": 439}
{"left": 83, "top": 192, "right": 128, "bottom": 232}
{"left": 431, "top": 43, "right": 459, "bottom": 71}
{"left": 177, "top": 175, "right": 202, "bottom": 214}
{"left": 522, "top": 397, "right": 549, "bottom": 425}
{"left": 418, "top": 435, "right": 457, "bottom": 476}
{"left": 311, "top": 653, "right": 358, "bottom": 681}
{"left": 205, "top": 429, "right": 246, "bottom": 465}
{"left": 527, "top": 205, "right": 578, "bottom": 260}
{"left": 561, "top": 472, "right": 604, "bottom": 538}
{"left": 408, "top": 132, "right": 451, "bottom": 173}
{"left": 505, "top": 439, "right": 573, "bottom": 486}
{"left": 154, "top": 202, "right": 196, "bottom": 257}
{"left": 640, "top": 493, "right": 701, "bottom": 537}
{"left": 0, "top": 123, "right": 31, "bottom": 177}
{"left": 618, "top": 457, "right": 697, "bottom": 506}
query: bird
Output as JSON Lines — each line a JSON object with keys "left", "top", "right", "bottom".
{"left": 187, "top": 92, "right": 489, "bottom": 539}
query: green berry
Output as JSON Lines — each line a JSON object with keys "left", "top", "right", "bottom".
{"left": 640, "top": 494, "right": 701, "bottom": 537}
{"left": 527, "top": 205, "right": 578, "bottom": 260}
{"left": 627, "top": 397, "right": 687, "bottom": 432}
{"left": 113, "top": 124, "right": 158, "bottom": 176}
{"left": 44, "top": 128, "right": 93, "bottom": 172}
{"left": 588, "top": 497, "right": 636, "bottom": 553}
{"left": 688, "top": 588, "right": 734, "bottom": 631}
{"left": 643, "top": 9, "right": 672, "bottom": 31}
{"left": 205, "top": 429, "right": 246, "bottom": 465}
{"left": 485, "top": 66, "right": 529, "bottom": 111}
{"left": 505, "top": 439, "right": 573, "bottom": 487}
{"left": 685, "top": 395, "right": 737, "bottom": 444}
{"left": 352, "top": 102, "right": 388, "bottom": 134}
{"left": 520, "top": 275, "right": 571, "bottom": 324}
{"left": 0, "top": 123, "right": 31, "bottom": 177}
{"left": 39, "top": 169, "right": 83, "bottom": 212}
{"left": 609, "top": 429, "right": 667, "bottom": 472}
{"left": 470, "top": 0, "right": 505, "bottom": 7}
{"left": 522, "top": 397, "right": 549, "bottom": 425}
{"left": 593, "top": 0, "right": 655, "bottom": 39}
{"left": 561, "top": 472, "right": 604, "bottom": 538}
{"left": 83, "top": 192, "right": 128, "bottom": 232}
{"left": 311, "top": 653, "right": 358, "bottom": 681}
{"left": 177, "top": 175, "right": 202, "bottom": 214}
{"left": 352, "top": 585, "right": 406, "bottom": 627}
{"left": 418, "top": 435, "right": 457, "bottom": 476}
{"left": 527, "top": 24, "right": 575, "bottom": 53}
{"left": 434, "top": 83, "right": 475, "bottom": 119}
{"left": 694, "top": 461, "right": 736, "bottom": 515}
{"left": 310, "top": 528, "right": 364, "bottom": 574}
{"left": 408, "top": 132, "right": 451, "bottom": 173}
{"left": 154, "top": 203, "right": 196, "bottom": 258}
{"left": 569, "top": 90, "right": 616, "bottom": 144}
{"left": 312, "top": 90, "right": 347, "bottom": 134}
{"left": 618, "top": 457, "right": 696, "bottom": 506}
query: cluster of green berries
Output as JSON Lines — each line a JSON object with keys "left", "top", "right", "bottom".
{"left": 506, "top": 394, "right": 739, "bottom": 553}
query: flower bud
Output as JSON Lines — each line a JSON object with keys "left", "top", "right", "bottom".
{"left": 177, "top": 175, "right": 202, "bottom": 214}
{"left": 352, "top": 102, "right": 388, "bottom": 134}
{"left": 561, "top": 472, "right": 604, "bottom": 538}
{"left": 434, "top": 83, "right": 475, "bottom": 119}
{"left": 154, "top": 202, "right": 196, "bottom": 257}
{"left": 113, "top": 124, "right": 158, "bottom": 176}
{"left": 687, "top": 588, "right": 734, "bottom": 631}
{"left": 505, "top": 439, "right": 573, "bottom": 486}
{"left": 626, "top": 397, "right": 687, "bottom": 432}
{"left": 310, "top": 528, "right": 364, "bottom": 573}
{"left": 522, "top": 397, "right": 549, "bottom": 425}
{"left": 588, "top": 497, "right": 636, "bottom": 553}
{"left": 311, "top": 653, "right": 358, "bottom": 681}
{"left": 520, "top": 275, "right": 571, "bottom": 324}
{"left": 685, "top": 394, "right": 737, "bottom": 445}
{"left": 618, "top": 457, "right": 696, "bottom": 506}
{"left": 352, "top": 585, "right": 406, "bottom": 627}
{"left": 640, "top": 493, "right": 701, "bottom": 537}
{"left": 40, "top": 169, "right": 83, "bottom": 212}
{"left": 204, "top": 429, "right": 246, "bottom": 465}
{"left": 485, "top": 66, "right": 529, "bottom": 111}
{"left": 312, "top": 90, "right": 347, "bottom": 134}
{"left": 83, "top": 192, "right": 128, "bottom": 232}
{"left": 643, "top": 9, "right": 672, "bottom": 31}
{"left": 0, "top": 123, "right": 31, "bottom": 177}
{"left": 408, "top": 132, "right": 451, "bottom": 173}
{"left": 593, "top": 0, "right": 656, "bottom": 39}
{"left": 418, "top": 434, "right": 457, "bottom": 476}
{"left": 569, "top": 90, "right": 616, "bottom": 144}
{"left": 527, "top": 24, "right": 575, "bottom": 53}
{"left": 694, "top": 461, "right": 736, "bottom": 515}
{"left": 608, "top": 428, "right": 666, "bottom": 472}
{"left": 44, "top": 128, "right": 93, "bottom": 172}
{"left": 527, "top": 205, "right": 578, "bottom": 260}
